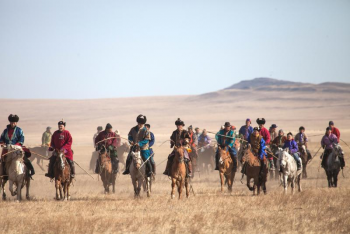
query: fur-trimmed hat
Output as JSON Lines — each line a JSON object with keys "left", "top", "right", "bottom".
{"left": 8, "top": 114, "right": 19, "bottom": 122}
{"left": 175, "top": 118, "right": 185, "bottom": 126}
{"left": 137, "top": 114, "right": 147, "bottom": 124}
{"left": 256, "top": 118, "right": 266, "bottom": 125}
{"left": 58, "top": 120, "right": 66, "bottom": 126}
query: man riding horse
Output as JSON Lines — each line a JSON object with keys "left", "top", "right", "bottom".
{"left": 163, "top": 118, "right": 192, "bottom": 177}
{"left": 198, "top": 129, "right": 212, "bottom": 150}
{"left": 329, "top": 121, "right": 340, "bottom": 140}
{"left": 0, "top": 114, "right": 35, "bottom": 179}
{"left": 321, "top": 127, "right": 345, "bottom": 169}
{"left": 269, "top": 124, "right": 278, "bottom": 142}
{"left": 257, "top": 118, "right": 274, "bottom": 171}
{"left": 94, "top": 123, "right": 119, "bottom": 174}
{"left": 243, "top": 127, "right": 267, "bottom": 176}
{"left": 271, "top": 129, "right": 287, "bottom": 150}
{"left": 45, "top": 120, "right": 75, "bottom": 179}
{"left": 145, "top": 124, "right": 156, "bottom": 175}
{"left": 239, "top": 118, "right": 253, "bottom": 141}
{"left": 283, "top": 132, "right": 301, "bottom": 171}
{"left": 188, "top": 125, "right": 198, "bottom": 164}
{"left": 295, "top": 126, "right": 311, "bottom": 161}
{"left": 93, "top": 126, "right": 103, "bottom": 150}
{"left": 215, "top": 122, "right": 237, "bottom": 172}
{"left": 123, "top": 115, "right": 153, "bottom": 177}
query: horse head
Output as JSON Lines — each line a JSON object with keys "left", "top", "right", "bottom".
{"left": 54, "top": 149, "right": 66, "bottom": 170}
{"left": 278, "top": 148, "right": 290, "bottom": 169}
{"left": 173, "top": 146, "right": 185, "bottom": 163}
{"left": 332, "top": 144, "right": 344, "bottom": 159}
{"left": 5, "top": 145, "right": 24, "bottom": 163}
{"left": 131, "top": 146, "right": 142, "bottom": 169}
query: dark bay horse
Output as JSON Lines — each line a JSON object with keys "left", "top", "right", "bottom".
{"left": 324, "top": 144, "right": 343, "bottom": 188}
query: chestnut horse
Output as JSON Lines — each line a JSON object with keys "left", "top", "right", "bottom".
{"left": 53, "top": 150, "right": 72, "bottom": 200}
{"left": 170, "top": 146, "right": 189, "bottom": 199}
{"left": 217, "top": 146, "right": 235, "bottom": 193}
{"left": 98, "top": 148, "right": 116, "bottom": 194}
{"left": 241, "top": 145, "right": 268, "bottom": 195}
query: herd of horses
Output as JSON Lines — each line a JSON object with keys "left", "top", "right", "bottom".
{"left": 0, "top": 139, "right": 345, "bottom": 201}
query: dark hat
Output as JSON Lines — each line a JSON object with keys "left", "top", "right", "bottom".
{"left": 136, "top": 114, "right": 147, "bottom": 124}
{"left": 188, "top": 125, "right": 193, "bottom": 130}
{"left": 246, "top": 118, "right": 251, "bottom": 123}
{"left": 97, "top": 126, "right": 103, "bottom": 131}
{"left": 270, "top": 124, "right": 277, "bottom": 129}
{"left": 299, "top": 126, "right": 305, "bottom": 131}
{"left": 253, "top": 127, "right": 259, "bottom": 131}
{"left": 145, "top": 124, "right": 150, "bottom": 128}
{"left": 256, "top": 118, "right": 266, "bottom": 125}
{"left": 326, "top": 127, "right": 332, "bottom": 131}
{"left": 175, "top": 118, "right": 185, "bottom": 126}
{"left": 287, "top": 132, "right": 293, "bottom": 136}
{"left": 8, "top": 114, "right": 19, "bottom": 122}
{"left": 58, "top": 120, "right": 66, "bottom": 126}
{"left": 105, "top": 123, "right": 112, "bottom": 129}
{"left": 329, "top": 121, "right": 334, "bottom": 126}
{"left": 224, "top": 122, "right": 231, "bottom": 127}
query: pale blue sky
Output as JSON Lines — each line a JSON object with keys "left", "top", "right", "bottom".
{"left": 0, "top": 0, "right": 349, "bottom": 99}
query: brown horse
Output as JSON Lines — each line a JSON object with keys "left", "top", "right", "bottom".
{"left": 198, "top": 145, "right": 215, "bottom": 174}
{"left": 53, "top": 150, "right": 72, "bottom": 201}
{"left": 241, "top": 145, "right": 268, "bottom": 195}
{"left": 170, "top": 146, "right": 189, "bottom": 199}
{"left": 217, "top": 146, "right": 235, "bottom": 193}
{"left": 298, "top": 145, "right": 311, "bottom": 178}
{"left": 98, "top": 148, "right": 116, "bottom": 194}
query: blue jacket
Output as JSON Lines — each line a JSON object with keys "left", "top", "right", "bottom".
{"left": 149, "top": 132, "right": 155, "bottom": 156}
{"left": 216, "top": 129, "right": 235, "bottom": 148}
{"left": 239, "top": 125, "right": 254, "bottom": 141}
{"left": 283, "top": 140, "right": 298, "bottom": 154}
{"left": 0, "top": 125, "right": 24, "bottom": 145}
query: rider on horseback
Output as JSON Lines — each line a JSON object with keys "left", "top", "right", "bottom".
{"left": 271, "top": 129, "right": 287, "bottom": 150}
{"left": 246, "top": 127, "right": 267, "bottom": 175}
{"left": 94, "top": 123, "right": 119, "bottom": 174}
{"left": 283, "top": 132, "right": 301, "bottom": 171}
{"left": 257, "top": 118, "right": 274, "bottom": 171}
{"left": 215, "top": 122, "right": 237, "bottom": 172}
{"left": 188, "top": 125, "right": 198, "bottom": 164}
{"left": 93, "top": 126, "right": 103, "bottom": 149}
{"left": 45, "top": 120, "right": 75, "bottom": 179}
{"left": 0, "top": 114, "right": 35, "bottom": 179}
{"left": 295, "top": 126, "right": 311, "bottom": 161}
{"left": 123, "top": 115, "right": 153, "bottom": 177}
{"left": 163, "top": 118, "right": 192, "bottom": 177}
{"left": 239, "top": 118, "right": 253, "bottom": 141}
{"left": 198, "top": 129, "right": 211, "bottom": 150}
{"left": 321, "top": 127, "right": 344, "bottom": 169}
{"left": 145, "top": 124, "right": 156, "bottom": 175}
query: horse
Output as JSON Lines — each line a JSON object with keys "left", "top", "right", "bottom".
{"left": 277, "top": 148, "right": 302, "bottom": 194}
{"left": 0, "top": 145, "right": 31, "bottom": 201}
{"left": 29, "top": 146, "right": 51, "bottom": 171}
{"left": 170, "top": 146, "right": 189, "bottom": 199}
{"left": 217, "top": 146, "right": 235, "bottom": 193}
{"left": 298, "top": 145, "right": 311, "bottom": 178}
{"left": 189, "top": 148, "right": 198, "bottom": 178}
{"left": 241, "top": 145, "right": 268, "bottom": 195}
{"left": 198, "top": 145, "right": 215, "bottom": 174}
{"left": 129, "top": 145, "right": 151, "bottom": 198}
{"left": 97, "top": 147, "right": 116, "bottom": 194}
{"left": 324, "top": 144, "right": 343, "bottom": 188}
{"left": 53, "top": 150, "right": 72, "bottom": 200}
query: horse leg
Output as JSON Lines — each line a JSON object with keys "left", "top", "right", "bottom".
{"left": 178, "top": 179, "right": 183, "bottom": 199}
{"left": 171, "top": 178, "right": 176, "bottom": 199}
{"left": 59, "top": 182, "right": 63, "bottom": 200}
{"left": 112, "top": 175, "right": 116, "bottom": 194}
{"left": 283, "top": 175, "right": 288, "bottom": 194}
{"left": 55, "top": 180, "right": 60, "bottom": 200}
{"left": 132, "top": 177, "right": 138, "bottom": 198}
{"left": 9, "top": 180, "right": 15, "bottom": 196}
{"left": 291, "top": 179, "right": 295, "bottom": 195}
{"left": 297, "top": 175, "right": 302, "bottom": 192}
{"left": 246, "top": 177, "right": 253, "bottom": 192}
{"left": 17, "top": 182, "right": 22, "bottom": 201}
{"left": 185, "top": 178, "right": 189, "bottom": 198}
{"left": 2, "top": 180, "right": 7, "bottom": 200}
{"left": 26, "top": 178, "right": 30, "bottom": 200}
{"left": 67, "top": 181, "right": 71, "bottom": 200}
{"left": 220, "top": 172, "right": 224, "bottom": 192}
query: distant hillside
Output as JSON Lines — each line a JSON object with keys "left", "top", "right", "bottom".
{"left": 225, "top": 77, "right": 301, "bottom": 90}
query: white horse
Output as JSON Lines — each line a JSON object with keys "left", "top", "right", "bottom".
{"left": 278, "top": 148, "right": 302, "bottom": 194}
{"left": 1, "top": 145, "right": 30, "bottom": 201}
{"left": 129, "top": 146, "right": 151, "bottom": 198}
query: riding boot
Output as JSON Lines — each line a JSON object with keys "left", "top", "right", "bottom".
{"left": 269, "top": 158, "right": 275, "bottom": 171}
{"left": 67, "top": 159, "right": 75, "bottom": 178}
{"left": 111, "top": 156, "right": 118, "bottom": 174}
{"left": 122, "top": 154, "right": 132, "bottom": 175}
{"left": 95, "top": 158, "right": 100, "bottom": 174}
{"left": 339, "top": 157, "right": 345, "bottom": 169}
{"left": 215, "top": 151, "right": 220, "bottom": 170}
{"left": 163, "top": 155, "right": 174, "bottom": 176}
{"left": 296, "top": 159, "right": 301, "bottom": 171}
{"left": 151, "top": 161, "right": 156, "bottom": 175}
{"left": 187, "top": 161, "right": 192, "bottom": 177}
{"left": 45, "top": 156, "right": 56, "bottom": 179}
{"left": 146, "top": 160, "right": 152, "bottom": 177}
{"left": 24, "top": 157, "right": 35, "bottom": 179}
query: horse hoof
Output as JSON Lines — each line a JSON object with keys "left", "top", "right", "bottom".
{"left": 26, "top": 196, "right": 30, "bottom": 200}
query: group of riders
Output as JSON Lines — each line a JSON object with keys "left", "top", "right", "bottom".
{"left": 0, "top": 114, "right": 346, "bottom": 182}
